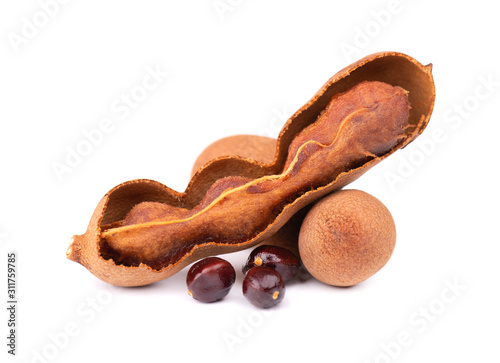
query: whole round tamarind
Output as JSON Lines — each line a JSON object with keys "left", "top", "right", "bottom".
{"left": 298, "top": 189, "right": 396, "bottom": 286}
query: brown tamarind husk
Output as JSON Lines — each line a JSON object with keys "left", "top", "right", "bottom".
{"left": 67, "top": 52, "right": 435, "bottom": 286}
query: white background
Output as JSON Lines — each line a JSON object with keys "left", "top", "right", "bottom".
{"left": 1, "top": 1, "right": 499, "bottom": 362}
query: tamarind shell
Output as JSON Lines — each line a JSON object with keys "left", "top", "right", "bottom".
{"left": 299, "top": 189, "right": 397, "bottom": 286}
{"left": 67, "top": 51, "right": 435, "bottom": 286}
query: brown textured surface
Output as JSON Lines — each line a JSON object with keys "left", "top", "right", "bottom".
{"left": 67, "top": 52, "right": 435, "bottom": 286}
{"left": 298, "top": 189, "right": 396, "bottom": 286}
{"left": 101, "top": 81, "right": 407, "bottom": 268}
{"left": 191, "top": 134, "right": 303, "bottom": 256}
{"left": 191, "top": 135, "right": 277, "bottom": 178}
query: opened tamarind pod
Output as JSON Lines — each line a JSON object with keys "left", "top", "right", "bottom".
{"left": 67, "top": 52, "right": 435, "bottom": 286}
